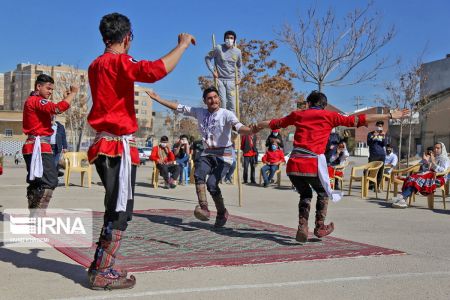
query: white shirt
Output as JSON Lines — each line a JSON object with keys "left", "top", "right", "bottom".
{"left": 385, "top": 152, "right": 398, "bottom": 167}
{"left": 50, "top": 123, "right": 58, "bottom": 145}
{"left": 176, "top": 105, "right": 243, "bottom": 148}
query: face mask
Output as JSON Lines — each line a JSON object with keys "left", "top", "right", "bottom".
{"left": 225, "top": 38, "right": 234, "bottom": 47}
{"left": 271, "top": 144, "right": 277, "bottom": 151}
{"left": 273, "top": 132, "right": 278, "bottom": 136}
{"left": 386, "top": 150, "right": 392, "bottom": 154}
{"left": 160, "top": 143, "right": 167, "bottom": 148}
{"left": 377, "top": 126, "right": 383, "bottom": 131}
{"left": 181, "top": 139, "right": 188, "bottom": 144}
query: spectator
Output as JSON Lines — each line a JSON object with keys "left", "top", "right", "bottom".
{"left": 265, "top": 129, "right": 284, "bottom": 149}
{"left": 50, "top": 118, "right": 68, "bottom": 177}
{"left": 367, "top": 120, "right": 387, "bottom": 190}
{"left": 150, "top": 136, "right": 180, "bottom": 189}
{"left": 384, "top": 144, "right": 398, "bottom": 174}
{"left": 205, "top": 30, "right": 242, "bottom": 113}
{"left": 261, "top": 142, "right": 285, "bottom": 187}
{"left": 328, "top": 141, "right": 349, "bottom": 190}
{"left": 14, "top": 151, "right": 21, "bottom": 165}
{"left": 173, "top": 135, "right": 191, "bottom": 185}
{"left": 392, "top": 142, "right": 449, "bottom": 208}
{"left": 241, "top": 134, "right": 258, "bottom": 184}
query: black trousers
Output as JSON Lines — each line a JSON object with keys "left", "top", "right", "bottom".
{"left": 289, "top": 175, "right": 328, "bottom": 220}
{"left": 243, "top": 156, "right": 256, "bottom": 183}
{"left": 24, "top": 153, "right": 58, "bottom": 190}
{"left": 95, "top": 155, "right": 136, "bottom": 231}
{"left": 157, "top": 163, "right": 180, "bottom": 182}
{"left": 368, "top": 155, "right": 385, "bottom": 189}
{"left": 194, "top": 156, "right": 231, "bottom": 196}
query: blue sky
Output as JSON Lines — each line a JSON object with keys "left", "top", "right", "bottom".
{"left": 1, "top": 0, "right": 449, "bottom": 113}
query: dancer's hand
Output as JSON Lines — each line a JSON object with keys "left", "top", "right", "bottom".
{"left": 390, "top": 109, "right": 410, "bottom": 119}
{"left": 178, "top": 33, "right": 196, "bottom": 48}
{"left": 213, "top": 71, "right": 219, "bottom": 79}
{"left": 146, "top": 90, "right": 160, "bottom": 101}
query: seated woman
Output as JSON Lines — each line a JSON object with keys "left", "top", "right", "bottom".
{"left": 150, "top": 136, "right": 180, "bottom": 189}
{"left": 327, "top": 141, "right": 349, "bottom": 190}
{"left": 392, "top": 142, "right": 449, "bottom": 208}
{"left": 261, "top": 142, "right": 285, "bottom": 187}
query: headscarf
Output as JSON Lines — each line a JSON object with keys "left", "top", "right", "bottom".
{"left": 435, "top": 142, "right": 449, "bottom": 170}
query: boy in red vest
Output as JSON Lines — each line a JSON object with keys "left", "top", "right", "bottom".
{"left": 86, "top": 13, "right": 195, "bottom": 290}
{"left": 261, "top": 142, "right": 285, "bottom": 187}
{"left": 256, "top": 91, "right": 408, "bottom": 242}
{"left": 22, "top": 74, "right": 78, "bottom": 215}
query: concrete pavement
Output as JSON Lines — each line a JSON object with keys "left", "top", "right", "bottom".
{"left": 1, "top": 156, "right": 450, "bottom": 300}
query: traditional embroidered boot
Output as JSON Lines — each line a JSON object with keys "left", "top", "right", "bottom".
{"left": 295, "top": 199, "right": 310, "bottom": 242}
{"left": 89, "top": 227, "right": 135, "bottom": 290}
{"left": 314, "top": 197, "right": 334, "bottom": 238}
{"left": 212, "top": 193, "right": 228, "bottom": 227}
{"left": 194, "top": 183, "right": 210, "bottom": 221}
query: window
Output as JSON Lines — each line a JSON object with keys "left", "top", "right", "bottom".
{"left": 134, "top": 91, "right": 139, "bottom": 96}
{"left": 142, "top": 101, "right": 147, "bottom": 106}
{"left": 5, "top": 129, "right": 13, "bottom": 137}
{"left": 141, "top": 110, "right": 147, "bottom": 115}
{"left": 135, "top": 109, "right": 139, "bottom": 114}
{"left": 134, "top": 100, "right": 139, "bottom": 105}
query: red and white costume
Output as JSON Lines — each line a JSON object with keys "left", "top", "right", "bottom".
{"left": 269, "top": 108, "right": 367, "bottom": 201}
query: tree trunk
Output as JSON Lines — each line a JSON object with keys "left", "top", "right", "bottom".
{"left": 398, "top": 122, "right": 404, "bottom": 166}
{"left": 406, "top": 113, "right": 413, "bottom": 167}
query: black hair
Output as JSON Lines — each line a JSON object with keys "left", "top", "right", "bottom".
{"left": 202, "top": 86, "right": 219, "bottom": 100}
{"left": 426, "top": 146, "right": 434, "bottom": 152}
{"left": 306, "top": 90, "right": 327, "bottom": 109}
{"left": 376, "top": 120, "right": 384, "bottom": 126}
{"left": 386, "top": 144, "right": 393, "bottom": 149}
{"left": 224, "top": 30, "right": 236, "bottom": 42}
{"left": 160, "top": 136, "right": 169, "bottom": 142}
{"left": 34, "top": 74, "right": 54, "bottom": 89}
{"left": 99, "top": 13, "right": 132, "bottom": 46}
{"left": 179, "top": 134, "right": 188, "bottom": 139}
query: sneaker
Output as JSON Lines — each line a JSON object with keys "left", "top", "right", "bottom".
{"left": 263, "top": 181, "right": 269, "bottom": 188}
{"left": 392, "top": 197, "right": 408, "bottom": 208}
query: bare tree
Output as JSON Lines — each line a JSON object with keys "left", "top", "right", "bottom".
{"left": 278, "top": 1, "right": 394, "bottom": 91}
{"left": 381, "top": 58, "right": 426, "bottom": 165}
{"left": 52, "top": 68, "right": 91, "bottom": 151}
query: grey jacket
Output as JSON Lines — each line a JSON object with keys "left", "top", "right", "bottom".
{"left": 205, "top": 44, "right": 242, "bottom": 80}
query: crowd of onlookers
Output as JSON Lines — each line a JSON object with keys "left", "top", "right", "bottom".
{"left": 144, "top": 129, "right": 288, "bottom": 189}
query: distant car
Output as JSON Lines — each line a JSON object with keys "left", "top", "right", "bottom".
{"left": 138, "top": 148, "right": 148, "bottom": 165}
{"left": 141, "top": 147, "right": 152, "bottom": 160}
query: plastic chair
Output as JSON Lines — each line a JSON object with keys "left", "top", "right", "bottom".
{"left": 419, "top": 169, "right": 450, "bottom": 209}
{"left": 380, "top": 165, "right": 393, "bottom": 191}
{"left": 151, "top": 161, "right": 161, "bottom": 189}
{"left": 385, "top": 164, "right": 420, "bottom": 202}
{"left": 348, "top": 161, "right": 383, "bottom": 199}
{"left": 63, "top": 152, "right": 92, "bottom": 188}
{"left": 333, "top": 161, "right": 349, "bottom": 191}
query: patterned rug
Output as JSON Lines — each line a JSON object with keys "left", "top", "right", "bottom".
{"left": 50, "top": 209, "right": 404, "bottom": 272}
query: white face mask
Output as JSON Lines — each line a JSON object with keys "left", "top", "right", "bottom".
{"left": 225, "top": 38, "right": 234, "bottom": 47}
{"left": 273, "top": 132, "right": 278, "bottom": 136}
{"left": 181, "top": 139, "right": 188, "bottom": 144}
{"left": 377, "top": 126, "right": 383, "bottom": 131}
{"left": 160, "top": 143, "right": 167, "bottom": 148}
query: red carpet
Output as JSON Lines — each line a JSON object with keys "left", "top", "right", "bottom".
{"left": 48, "top": 209, "right": 404, "bottom": 272}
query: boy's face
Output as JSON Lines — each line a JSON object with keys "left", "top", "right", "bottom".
{"left": 36, "top": 82, "right": 54, "bottom": 99}
{"left": 203, "top": 91, "right": 221, "bottom": 111}
{"left": 224, "top": 34, "right": 235, "bottom": 48}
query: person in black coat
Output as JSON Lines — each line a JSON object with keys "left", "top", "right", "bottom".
{"left": 50, "top": 120, "right": 68, "bottom": 176}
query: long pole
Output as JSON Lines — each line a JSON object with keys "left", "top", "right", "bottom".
{"left": 235, "top": 63, "right": 242, "bottom": 207}
{"left": 212, "top": 34, "right": 218, "bottom": 90}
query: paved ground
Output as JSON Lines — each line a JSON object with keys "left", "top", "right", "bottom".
{"left": 1, "top": 156, "right": 450, "bottom": 300}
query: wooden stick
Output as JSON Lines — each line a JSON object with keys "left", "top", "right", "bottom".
{"left": 235, "top": 63, "right": 242, "bottom": 207}
{"left": 212, "top": 34, "right": 218, "bottom": 90}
